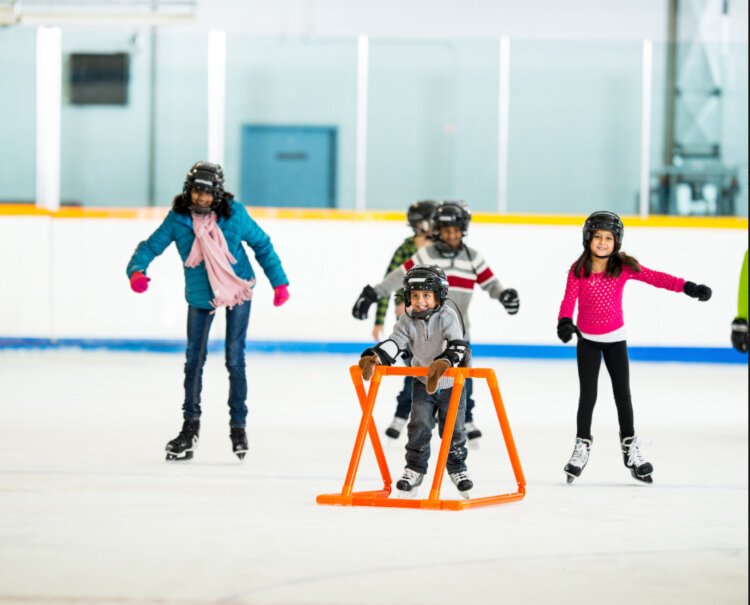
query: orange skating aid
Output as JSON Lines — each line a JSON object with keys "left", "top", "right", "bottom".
{"left": 316, "top": 366, "right": 526, "bottom": 511}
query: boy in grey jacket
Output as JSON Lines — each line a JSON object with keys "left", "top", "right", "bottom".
{"left": 358, "top": 265, "right": 473, "bottom": 498}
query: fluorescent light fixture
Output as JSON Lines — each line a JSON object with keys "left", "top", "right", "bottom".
{"left": 16, "top": 1, "right": 196, "bottom": 25}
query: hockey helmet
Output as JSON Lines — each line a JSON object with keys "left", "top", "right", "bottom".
{"left": 407, "top": 200, "right": 437, "bottom": 234}
{"left": 582, "top": 211, "right": 624, "bottom": 252}
{"left": 433, "top": 201, "right": 471, "bottom": 237}
{"left": 402, "top": 264, "right": 449, "bottom": 308}
{"left": 183, "top": 161, "right": 225, "bottom": 213}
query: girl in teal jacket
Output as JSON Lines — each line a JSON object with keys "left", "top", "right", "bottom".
{"left": 126, "top": 162, "right": 289, "bottom": 461}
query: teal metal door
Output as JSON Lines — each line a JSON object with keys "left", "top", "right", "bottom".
{"left": 241, "top": 125, "right": 337, "bottom": 207}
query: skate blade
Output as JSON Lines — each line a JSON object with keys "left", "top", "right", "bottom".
{"left": 457, "top": 490, "right": 471, "bottom": 500}
{"left": 235, "top": 451, "right": 247, "bottom": 461}
{"left": 396, "top": 488, "right": 420, "bottom": 499}
{"left": 165, "top": 450, "right": 194, "bottom": 462}
{"left": 565, "top": 474, "right": 576, "bottom": 484}
{"left": 628, "top": 468, "right": 653, "bottom": 483}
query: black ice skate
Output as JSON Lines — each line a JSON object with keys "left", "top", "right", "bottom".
{"left": 621, "top": 435, "right": 653, "bottom": 483}
{"left": 564, "top": 437, "right": 592, "bottom": 484}
{"left": 230, "top": 426, "right": 248, "bottom": 460}
{"left": 385, "top": 416, "right": 407, "bottom": 439}
{"left": 465, "top": 421, "right": 482, "bottom": 441}
{"left": 396, "top": 468, "right": 424, "bottom": 498}
{"left": 165, "top": 419, "right": 200, "bottom": 461}
{"left": 449, "top": 470, "right": 473, "bottom": 499}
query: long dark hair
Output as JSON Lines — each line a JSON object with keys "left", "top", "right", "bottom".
{"left": 571, "top": 249, "right": 641, "bottom": 279}
{"left": 172, "top": 190, "right": 234, "bottom": 219}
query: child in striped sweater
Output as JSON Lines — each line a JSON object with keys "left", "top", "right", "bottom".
{"left": 353, "top": 201, "right": 519, "bottom": 442}
{"left": 557, "top": 211, "right": 712, "bottom": 484}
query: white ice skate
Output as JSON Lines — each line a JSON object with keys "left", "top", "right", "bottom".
{"left": 448, "top": 470, "right": 473, "bottom": 499}
{"left": 621, "top": 435, "right": 653, "bottom": 484}
{"left": 395, "top": 468, "right": 424, "bottom": 498}
{"left": 385, "top": 417, "right": 407, "bottom": 440}
{"left": 564, "top": 437, "right": 592, "bottom": 484}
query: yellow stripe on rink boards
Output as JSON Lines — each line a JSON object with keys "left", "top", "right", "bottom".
{"left": 0, "top": 203, "right": 746, "bottom": 229}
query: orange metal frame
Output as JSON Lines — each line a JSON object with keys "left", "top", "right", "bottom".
{"left": 317, "top": 365, "right": 526, "bottom": 511}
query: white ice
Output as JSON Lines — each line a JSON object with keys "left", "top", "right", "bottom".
{"left": 0, "top": 349, "right": 747, "bottom": 605}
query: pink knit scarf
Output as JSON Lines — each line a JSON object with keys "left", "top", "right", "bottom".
{"left": 185, "top": 212, "right": 254, "bottom": 309}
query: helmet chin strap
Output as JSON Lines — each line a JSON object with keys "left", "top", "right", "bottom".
{"left": 407, "top": 304, "right": 440, "bottom": 320}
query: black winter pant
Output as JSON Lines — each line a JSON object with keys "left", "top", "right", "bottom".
{"left": 576, "top": 338, "right": 635, "bottom": 440}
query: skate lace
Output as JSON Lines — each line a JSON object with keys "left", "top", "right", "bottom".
{"left": 569, "top": 439, "right": 590, "bottom": 466}
{"left": 625, "top": 437, "right": 647, "bottom": 467}
{"left": 450, "top": 470, "right": 470, "bottom": 483}
{"left": 401, "top": 468, "right": 422, "bottom": 485}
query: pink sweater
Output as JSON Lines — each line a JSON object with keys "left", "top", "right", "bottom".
{"left": 558, "top": 264, "right": 686, "bottom": 335}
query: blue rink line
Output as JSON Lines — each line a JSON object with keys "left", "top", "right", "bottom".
{"left": 0, "top": 337, "right": 746, "bottom": 364}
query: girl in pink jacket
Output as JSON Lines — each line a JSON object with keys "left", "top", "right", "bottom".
{"left": 557, "top": 211, "right": 711, "bottom": 484}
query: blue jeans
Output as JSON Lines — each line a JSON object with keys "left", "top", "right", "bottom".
{"left": 394, "top": 375, "right": 475, "bottom": 423}
{"left": 405, "top": 380, "right": 467, "bottom": 475}
{"left": 394, "top": 376, "right": 413, "bottom": 419}
{"left": 182, "top": 302, "right": 251, "bottom": 427}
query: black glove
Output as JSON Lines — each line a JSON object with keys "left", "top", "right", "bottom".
{"left": 499, "top": 288, "right": 520, "bottom": 315}
{"left": 352, "top": 285, "right": 378, "bottom": 319}
{"left": 683, "top": 281, "right": 712, "bottom": 301}
{"left": 557, "top": 317, "right": 580, "bottom": 344}
{"left": 731, "top": 318, "right": 748, "bottom": 353}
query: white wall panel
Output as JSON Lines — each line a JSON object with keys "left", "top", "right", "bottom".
{"left": 0, "top": 214, "right": 745, "bottom": 347}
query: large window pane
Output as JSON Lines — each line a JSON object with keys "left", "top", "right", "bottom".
{"left": 0, "top": 27, "right": 36, "bottom": 203}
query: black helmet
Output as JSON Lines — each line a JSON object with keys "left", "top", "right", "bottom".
{"left": 407, "top": 200, "right": 437, "bottom": 234}
{"left": 433, "top": 201, "right": 471, "bottom": 237}
{"left": 183, "top": 161, "right": 225, "bottom": 213}
{"left": 583, "top": 211, "right": 624, "bottom": 252}
{"left": 402, "top": 265, "right": 449, "bottom": 312}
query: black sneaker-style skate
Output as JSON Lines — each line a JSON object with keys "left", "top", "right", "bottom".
{"left": 385, "top": 417, "right": 407, "bottom": 439}
{"left": 230, "top": 426, "right": 248, "bottom": 460}
{"left": 449, "top": 470, "right": 473, "bottom": 499}
{"left": 621, "top": 435, "right": 653, "bottom": 483}
{"left": 564, "top": 437, "right": 592, "bottom": 484}
{"left": 465, "top": 421, "right": 482, "bottom": 441}
{"left": 396, "top": 468, "right": 424, "bottom": 497}
{"left": 165, "top": 419, "right": 200, "bottom": 461}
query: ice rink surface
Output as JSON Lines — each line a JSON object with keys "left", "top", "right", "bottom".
{"left": 0, "top": 349, "right": 747, "bottom": 605}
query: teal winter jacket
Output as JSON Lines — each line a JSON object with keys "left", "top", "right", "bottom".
{"left": 126, "top": 201, "right": 288, "bottom": 309}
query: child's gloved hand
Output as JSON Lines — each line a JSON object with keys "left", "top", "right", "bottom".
{"left": 359, "top": 353, "right": 379, "bottom": 381}
{"left": 499, "top": 288, "right": 520, "bottom": 315}
{"left": 683, "top": 281, "right": 712, "bottom": 301}
{"left": 352, "top": 285, "right": 378, "bottom": 319}
{"left": 273, "top": 284, "right": 289, "bottom": 307}
{"left": 557, "top": 317, "right": 580, "bottom": 343}
{"left": 427, "top": 359, "right": 450, "bottom": 394}
{"left": 129, "top": 271, "right": 150, "bottom": 293}
{"left": 731, "top": 318, "right": 748, "bottom": 352}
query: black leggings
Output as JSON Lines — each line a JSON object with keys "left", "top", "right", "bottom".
{"left": 576, "top": 338, "right": 635, "bottom": 440}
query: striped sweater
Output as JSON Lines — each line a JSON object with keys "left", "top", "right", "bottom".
{"left": 372, "top": 242, "right": 505, "bottom": 340}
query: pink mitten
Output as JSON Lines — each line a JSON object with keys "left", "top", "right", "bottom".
{"left": 129, "top": 271, "right": 150, "bottom": 293}
{"left": 273, "top": 284, "right": 289, "bottom": 307}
